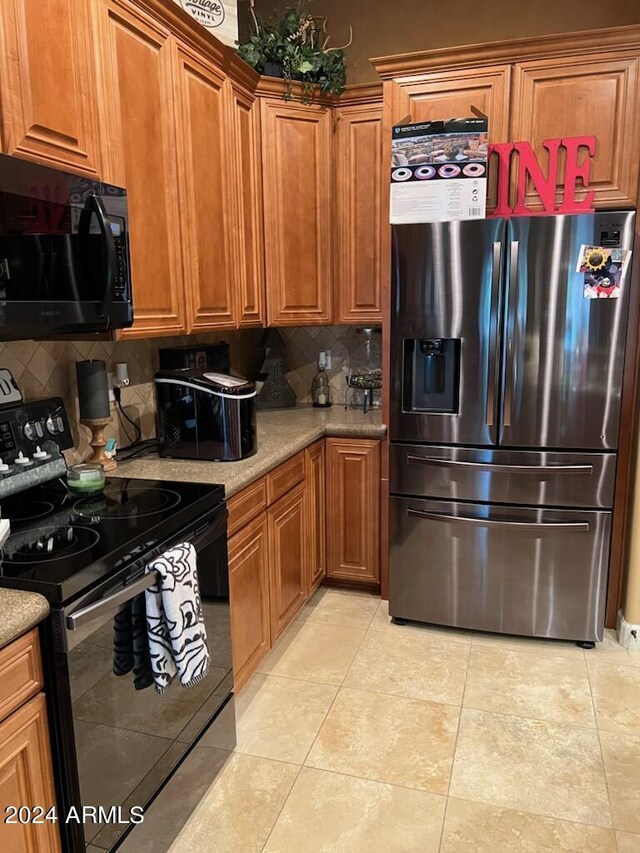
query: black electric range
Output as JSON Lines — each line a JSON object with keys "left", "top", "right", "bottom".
{"left": 0, "top": 476, "right": 225, "bottom": 603}
{"left": 0, "top": 396, "right": 235, "bottom": 853}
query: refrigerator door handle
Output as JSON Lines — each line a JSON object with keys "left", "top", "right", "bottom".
{"left": 486, "top": 241, "right": 503, "bottom": 431}
{"left": 405, "top": 455, "right": 593, "bottom": 475}
{"left": 503, "top": 240, "right": 520, "bottom": 428}
{"left": 407, "top": 508, "right": 589, "bottom": 532}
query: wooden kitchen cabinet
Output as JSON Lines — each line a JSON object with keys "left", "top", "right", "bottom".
{"left": 228, "top": 513, "right": 270, "bottom": 692}
{"left": 0, "top": 631, "right": 60, "bottom": 853}
{"left": 305, "top": 440, "right": 326, "bottom": 593}
{"left": 268, "top": 481, "right": 307, "bottom": 639}
{"left": 0, "top": 694, "right": 61, "bottom": 853}
{"left": 92, "top": 0, "right": 186, "bottom": 338}
{"left": 228, "top": 59, "right": 266, "bottom": 329}
{"left": 0, "top": 0, "right": 101, "bottom": 176}
{"left": 389, "top": 66, "right": 511, "bottom": 212}
{"left": 174, "top": 41, "right": 236, "bottom": 331}
{"left": 335, "top": 92, "right": 384, "bottom": 324}
{"left": 326, "top": 438, "right": 380, "bottom": 586}
{"left": 511, "top": 53, "right": 640, "bottom": 210}
{"left": 259, "top": 92, "right": 333, "bottom": 325}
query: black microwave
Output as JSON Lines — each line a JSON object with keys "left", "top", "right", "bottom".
{"left": 0, "top": 154, "right": 133, "bottom": 339}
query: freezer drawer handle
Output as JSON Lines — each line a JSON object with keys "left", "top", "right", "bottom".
{"left": 65, "top": 570, "right": 160, "bottom": 630}
{"left": 406, "top": 508, "right": 590, "bottom": 532}
{"left": 406, "top": 455, "right": 593, "bottom": 475}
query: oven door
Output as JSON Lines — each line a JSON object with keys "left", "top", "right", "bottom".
{"left": 53, "top": 504, "right": 233, "bottom": 852}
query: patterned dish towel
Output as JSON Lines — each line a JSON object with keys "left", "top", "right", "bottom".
{"left": 145, "top": 542, "right": 210, "bottom": 694}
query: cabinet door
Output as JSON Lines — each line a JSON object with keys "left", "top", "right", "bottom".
{"left": 335, "top": 103, "right": 383, "bottom": 323}
{"left": 93, "top": 0, "right": 185, "bottom": 338}
{"left": 326, "top": 439, "right": 380, "bottom": 585}
{"left": 306, "top": 440, "right": 326, "bottom": 593}
{"left": 229, "top": 83, "right": 266, "bottom": 328}
{"left": 174, "top": 44, "right": 236, "bottom": 331}
{"left": 0, "top": 694, "right": 61, "bottom": 853}
{"left": 0, "top": 0, "right": 101, "bottom": 176}
{"left": 228, "top": 513, "right": 270, "bottom": 691}
{"left": 511, "top": 54, "right": 640, "bottom": 209}
{"left": 268, "top": 481, "right": 307, "bottom": 639}
{"left": 261, "top": 99, "right": 333, "bottom": 325}
{"left": 391, "top": 66, "right": 511, "bottom": 211}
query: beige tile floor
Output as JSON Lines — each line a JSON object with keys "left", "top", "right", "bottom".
{"left": 151, "top": 588, "right": 640, "bottom": 853}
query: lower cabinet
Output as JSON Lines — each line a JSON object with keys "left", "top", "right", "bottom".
{"left": 268, "top": 482, "right": 307, "bottom": 641}
{"left": 228, "top": 437, "right": 380, "bottom": 692}
{"left": 326, "top": 438, "right": 381, "bottom": 585}
{"left": 228, "top": 514, "right": 270, "bottom": 692}
{"left": 0, "top": 632, "right": 61, "bottom": 853}
{"left": 306, "top": 441, "right": 326, "bottom": 594}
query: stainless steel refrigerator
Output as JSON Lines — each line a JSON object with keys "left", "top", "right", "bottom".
{"left": 389, "top": 212, "right": 636, "bottom": 644}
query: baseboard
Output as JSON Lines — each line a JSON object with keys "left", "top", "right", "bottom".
{"left": 617, "top": 609, "right": 640, "bottom": 650}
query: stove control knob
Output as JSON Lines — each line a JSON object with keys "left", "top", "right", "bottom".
{"left": 23, "top": 421, "right": 37, "bottom": 441}
{"left": 46, "top": 415, "right": 58, "bottom": 435}
{"left": 35, "top": 421, "right": 44, "bottom": 439}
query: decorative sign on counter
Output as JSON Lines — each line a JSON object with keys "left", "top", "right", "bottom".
{"left": 171, "top": 0, "right": 238, "bottom": 48}
{"left": 390, "top": 118, "right": 489, "bottom": 224}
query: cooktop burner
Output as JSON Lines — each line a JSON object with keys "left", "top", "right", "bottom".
{"left": 2, "top": 525, "right": 100, "bottom": 562}
{"left": 73, "top": 486, "right": 181, "bottom": 520}
{"left": 2, "top": 500, "right": 56, "bottom": 522}
{"left": 0, "top": 477, "right": 225, "bottom": 603}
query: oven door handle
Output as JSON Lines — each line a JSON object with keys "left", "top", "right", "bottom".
{"left": 65, "top": 570, "right": 159, "bottom": 631}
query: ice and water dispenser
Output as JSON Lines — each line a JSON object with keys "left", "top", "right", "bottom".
{"left": 402, "top": 338, "right": 460, "bottom": 413}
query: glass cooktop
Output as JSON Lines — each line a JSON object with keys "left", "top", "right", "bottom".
{"left": 0, "top": 477, "right": 224, "bottom": 604}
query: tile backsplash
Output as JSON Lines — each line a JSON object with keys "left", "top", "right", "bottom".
{"left": 279, "top": 326, "right": 382, "bottom": 408}
{"left": 0, "top": 330, "right": 262, "bottom": 462}
{"left": 0, "top": 324, "right": 380, "bottom": 464}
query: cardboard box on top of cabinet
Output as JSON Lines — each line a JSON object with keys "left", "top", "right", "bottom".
{"left": 172, "top": 0, "right": 238, "bottom": 47}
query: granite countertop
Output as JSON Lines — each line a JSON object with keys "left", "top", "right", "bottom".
{"left": 110, "top": 406, "right": 386, "bottom": 498}
{"left": 0, "top": 589, "right": 49, "bottom": 650}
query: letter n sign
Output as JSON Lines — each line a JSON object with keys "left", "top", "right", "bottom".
{"left": 488, "top": 136, "right": 597, "bottom": 215}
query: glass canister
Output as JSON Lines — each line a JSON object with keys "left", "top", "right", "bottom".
{"left": 345, "top": 328, "right": 383, "bottom": 412}
{"left": 66, "top": 463, "right": 106, "bottom": 496}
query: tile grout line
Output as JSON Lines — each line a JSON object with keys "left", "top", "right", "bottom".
{"left": 584, "top": 652, "right": 617, "bottom": 843}
{"left": 259, "top": 597, "right": 376, "bottom": 852}
{"left": 437, "top": 635, "right": 473, "bottom": 852}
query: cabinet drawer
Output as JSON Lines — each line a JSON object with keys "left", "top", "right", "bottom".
{"left": 0, "top": 630, "right": 44, "bottom": 724}
{"left": 266, "top": 451, "right": 305, "bottom": 505}
{"left": 228, "top": 478, "right": 268, "bottom": 537}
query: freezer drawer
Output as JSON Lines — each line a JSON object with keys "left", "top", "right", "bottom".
{"left": 390, "top": 444, "right": 616, "bottom": 508}
{"left": 389, "top": 497, "right": 611, "bottom": 642}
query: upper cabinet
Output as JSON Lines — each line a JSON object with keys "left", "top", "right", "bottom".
{"left": 259, "top": 89, "right": 333, "bottom": 326}
{"left": 0, "top": 0, "right": 101, "bottom": 176}
{"left": 93, "top": 0, "right": 186, "bottom": 338}
{"left": 335, "top": 88, "right": 384, "bottom": 324}
{"left": 174, "top": 42, "right": 236, "bottom": 331}
{"left": 373, "top": 27, "right": 640, "bottom": 209}
{"left": 511, "top": 53, "right": 640, "bottom": 210}
{"left": 227, "top": 59, "right": 266, "bottom": 328}
{"left": 390, "top": 66, "right": 511, "bottom": 136}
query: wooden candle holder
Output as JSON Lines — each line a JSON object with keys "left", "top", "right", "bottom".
{"left": 80, "top": 417, "right": 117, "bottom": 472}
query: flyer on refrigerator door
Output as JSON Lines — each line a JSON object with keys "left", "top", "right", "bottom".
{"left": 390, "top": 118, "right": 489, "bottom": 224}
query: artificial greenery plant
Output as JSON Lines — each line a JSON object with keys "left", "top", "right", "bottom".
{"left": 237, "top": 1, "right": 351, "bottom": 102}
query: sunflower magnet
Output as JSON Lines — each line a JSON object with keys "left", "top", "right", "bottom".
{"left": 577, "top": 244, "right": 632, "bottom": 299}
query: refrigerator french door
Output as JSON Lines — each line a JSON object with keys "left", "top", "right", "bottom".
{"left": 389, "top": 211, "right": 636, "bottom": 643}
